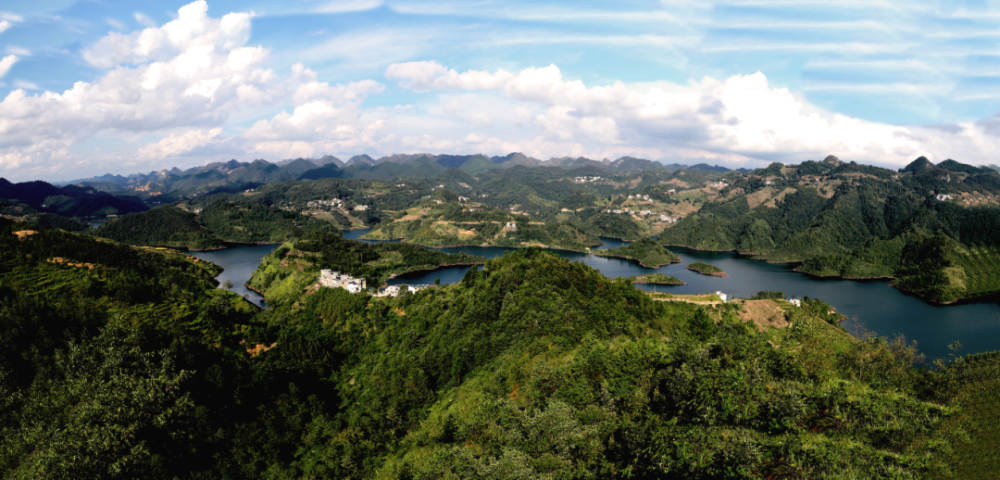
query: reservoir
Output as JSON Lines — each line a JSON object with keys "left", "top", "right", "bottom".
{"left": 199, "top": 231, "right": 1000, "bottom": 360}
{"left": 189, "top": 244, "right": 279, "bottom": 308}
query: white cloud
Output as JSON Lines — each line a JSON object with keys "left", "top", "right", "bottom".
{"left": 134, "top": 12, "right": 157, "bottom": 28}
{"left": 0, "top": 12, "right": 22, "bottom": 33}
{"left": 83, "top": 1, "right": 254, "bottom": 69}
{"left": 313, "top": 0, "right": 384, "bottom": 14}
{"left": 0, "top": 55, "right": 16, "bottom": 79}
{"left": 6, "top": 46, "right": 30, "bottom": 56}
{"left": 106, "top": 17, "right": 126, "bottom": 31}
{"left": 381, "top": 61, "right": 1000, "bottom": 166}
{"left": 12, "top": 80, "right": 38, "bottom": 90}
{"left": 136, "top": 127, "right": 223, "bottom": 159}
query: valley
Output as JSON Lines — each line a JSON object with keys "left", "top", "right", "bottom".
{"left": 5, "top": 152, "right": 1000, "bottom": 478}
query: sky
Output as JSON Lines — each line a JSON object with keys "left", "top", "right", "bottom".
{"left": 3, "top": 0, "right": 1000, "bottom": 181}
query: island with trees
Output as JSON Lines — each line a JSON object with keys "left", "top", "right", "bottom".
{"left": 686, "top": 260, "right": 728, "bottom": 277}
{"left": 629, "top": 273, "right": 686, "bottom": 285}
{"left": 592, "top": 238, "right": 681, "bottom": 267}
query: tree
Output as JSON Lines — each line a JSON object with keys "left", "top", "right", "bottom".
{"left": 223, "top": 279, "right": 233, "bottom": 290}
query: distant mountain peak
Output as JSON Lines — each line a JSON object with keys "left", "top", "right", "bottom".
{"left": 901, "top": 156, "right": 935, "bottom": 174}
{"left": 823, "top": 155, "right": 841, "bottom": 165}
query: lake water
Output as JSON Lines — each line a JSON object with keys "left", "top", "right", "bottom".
{"left": 195, "top": 231, "right": 1000, "bottom": 360}
{"left": 189, "top": 244, "right": 280, "bottom": 308}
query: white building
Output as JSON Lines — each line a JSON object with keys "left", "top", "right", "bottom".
{"left": 936, "top": 194, "right": 953, "bottom": 201}
{"left": 716, "top": 291, "right": 728, "bottom": 302}
{"left": 319, "top": 270, "right": 367, "bottom": 292}
{"left": 354, "top": 205, "right": 369, "bottom": 211}
{"left": 504, "top": 222, "right": 517, "bottom": 231}
{"left": 788, "top": 298, "right": 802, "bottom": 307}
{"left": 667, "top": 189, "right": 676, "bottom": 194}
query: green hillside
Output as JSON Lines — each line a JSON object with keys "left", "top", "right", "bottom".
{"left": 660, "top": 158, "right": 1000, "bottom": 302}
{"left": 93, "top": 206, "right": 223, "bottom": 250}
{"left": 247, "top": 231, "right": 484, "bottom": 304}
{"left": 2, "top": 219, "right": 999, "bottom": 478}
{"left": 362, "top": 201, "right": 602, "bottom": 251}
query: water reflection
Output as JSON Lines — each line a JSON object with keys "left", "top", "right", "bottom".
{"left": 189, "top": 244, "right": 280, "bottom": 308}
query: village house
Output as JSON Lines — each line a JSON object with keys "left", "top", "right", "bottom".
{"left": 659, "top": 215, "right": 678, "bottom": 224}
{"left": 458, "top": 196, "right": 469, "bottom": 202}
{"left": 504, "top": 222, "right": 517, "bottom": 231}
{"left": 319, "top": 270, "right": 367, "bottom": 293}
{"left": 788, "top": 298, "right": 802, "bottom": 307}
{"left": 667, "top": 189, "right": 676, "bottom": 194}
{"left": 716, "top": 291, "right": 728, "bottom": 303}
{"left": 353, "top": 205, "right": 368, "bottom": 211}
{"left": 936, "top": 194, "right": 953, "bottom": 201}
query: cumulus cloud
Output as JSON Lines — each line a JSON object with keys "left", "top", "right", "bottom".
{"left": 83, "top": 1, "right": 253, "bottom": 69}
{"left": 383, "top": 60, "right": 1000, "bottom": 166}
{"left": 0, "top": 20, "right": 11, "bottom": 34}
{"left": 0, "top": 1, "right": 386, "bottom": 179}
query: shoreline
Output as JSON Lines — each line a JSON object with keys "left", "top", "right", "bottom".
{"left": 384, "top": 261, "right": 486, "bottom": 280}
{"left": 359, "top": 236, "right": 600, "bottom": 255}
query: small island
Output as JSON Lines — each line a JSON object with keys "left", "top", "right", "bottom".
{"left": 593, "top": 238, "right": 681, "bottom": 268}
{"left": 686, "top": 261, "right": 728, "bottom": 277}
{"left": 630, "top": 273, "right": 686, "bottom": 285}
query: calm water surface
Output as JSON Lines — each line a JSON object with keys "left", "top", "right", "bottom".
{"left": 189, "top": 244, "right": 279, "bottom": 308}
{"left": 198, "top": 231, "right": 1000, "bottom": 360}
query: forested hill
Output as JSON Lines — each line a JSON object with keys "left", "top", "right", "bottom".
{"left": 93, "top": 199, "right": 340, "bottom": 249}
{"left": 0, "top": 177, "right": 148, "bottom": 217}
{"left": 4, "top": 219, "right": 1000, "bottom": 478}
{"left": 659, "top": 157, "right": 1000, "bottom": 303}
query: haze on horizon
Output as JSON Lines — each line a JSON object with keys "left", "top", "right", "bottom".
{"left": 3, "top": 0, "right": 1000, "bottom": 182}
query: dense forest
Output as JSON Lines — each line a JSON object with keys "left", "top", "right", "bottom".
{"left": 3, "top": 221, "right": 1000, "bottom": 478}
{"left": 93, "top": 199, "right": 340, "bottom": 249}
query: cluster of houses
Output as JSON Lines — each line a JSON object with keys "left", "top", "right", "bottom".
{"left": 319, "top": 269, "right": 434, "bottom": 297}
{"left": 319, "top": 270, "right": 366, "bottom": 294}
{"left": 708, "top": 182, "right": 729, "bottom": 189}
{"left": 374, "top": 284, "right": 433, "bottom": 297}
{"left": 307, "top": 198, "right": 344, "bottom": 208}
{"left": 627, "top": 194, "right": 651, "bottom": 201}
{"left": 458, "top": 196, "right": 470, "bottom": 202}
{"left": 936, "top": 194, "right": 953, "bottom": 201}
{"left": 574, "top": 176, "right": 602, "bottom": 183}
{"left": 353, "top": 205, "right": 369, "bottom": 211}
{"left": 659, "top": 215, "right": 678, "bottom": 224}
{"left": 504, "top": 222, "right": 518, "bottom": 231}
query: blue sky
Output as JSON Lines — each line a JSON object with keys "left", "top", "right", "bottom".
{"left": 2, "top": 0, "right": 1000, "bottom": 181}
